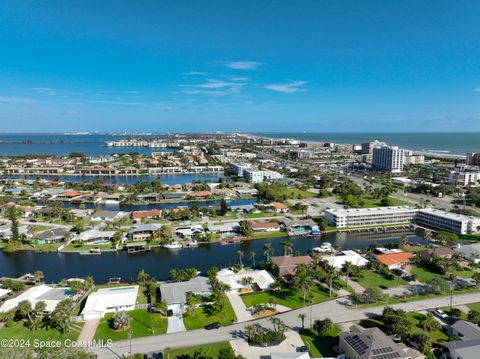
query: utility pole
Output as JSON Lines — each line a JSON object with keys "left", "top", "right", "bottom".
{"left": 128, "top": 328, "right": 132, "bottom": 358}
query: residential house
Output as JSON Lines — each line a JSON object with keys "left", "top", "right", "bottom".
{"left": 208, "top": 222, "right": 240, "bottom": 235}
{"left": 128, "top": 224, "right": 162, "bottom": 241}
{"left": 175, "top": 224, "right": 204, "bottom": 239}
{"left": 216, "top": 268, "right": 275, "bottom": 291}
{"left": 81, "top": 285, "right": 139, "bottom": 320}
{"left": 323, "top": 250, "right": 369, "bottom": 270}
{"left": 339, "top": 325, "right": 424, "bottom": 359}
{"left": 416, "top": 247, "right": 454, "bottom": 262}
{"left": 270, "top": 255, "right": 313, "bottom": 279}
{"left": 270, "top": 202, "right": 289, "bottom": 213}
{"left": 250, "top": 221, "right": 281, "bottom": 232}
{"left": 76, "top": 229, "right": 115, "bottom": 244}
{"left": 131, "top": 209, "right": 162, "bottom": 223}
{"left": 455, "top": 243, "right": 480, "bottom": 263}
{"left": 35, "top": 227, "right": 70, "bottom": 243}
{"left": 443, "top": 320, "right": 480, "bottom": 359}
{"left": 160, "top": 276, "right": 212, "bottom": 312}
{"left": 374, "top": 251, "right": 413, "bottom": 270}
{"left": 90, "top": 210, "right": 127, "bottom": 222}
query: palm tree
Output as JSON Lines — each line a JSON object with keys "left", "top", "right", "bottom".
{"left": 298, "top": 313, "right": 307, "bottom": 329}
{"left": 34, "top": 301, "right": 46, "bottom": 315}
{"left": 323, "top": 263, "right": 337, "bottom": 297}
{"left": 51, "top": 298, "right": 72, "bottom": 333}
{"left": 418, "top": 313, "right": 440, "bottom": 332}
{"left": 250, "top": 251, "right": 256, "bottom": 267}
{"left": 28, "top": 316, "right": 43, "bottom": 331}
{"left": 342, "top": 261, "right": 355, "bottom": 288}
{"left": 34, "top": 270, "right": 44, "bottom": 283}
{"left": 293, "top": 264, "right": 314, "bottom": 303}
{"left": 137, "top": 269, "right": 150, "bottom": 283}
{"left": 399, "top": 234, "right": 408, "bottom": 248}
{"left": 281, "top": 239, "right": 293, "bottom": 256}
{"left": 112, "top": 311, "right": 131, "bottom": 331}
{"left": 16, "top": 300, "right": 33, "bottom": 321}
{"left": 238, "top": 250, "right": 244, "bottom": 267}
{"left": 263, "top": 242, "right": 273, "bottom": 262}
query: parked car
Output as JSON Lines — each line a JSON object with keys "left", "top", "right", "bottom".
{"left": 167, "top": 309, "right": 173, "bottom": 317}
{"left": 433, "top": 309, "right": 448, "bottom": 320}
{"left": 149, "top": 306, "right": 162, "bottom": 313}
{"left": 205, "top": 322, "right": 221, "bottom": 330}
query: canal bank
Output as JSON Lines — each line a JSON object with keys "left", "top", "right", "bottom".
{"left": 0, "top": 230, "right": 426, "bottom": 283}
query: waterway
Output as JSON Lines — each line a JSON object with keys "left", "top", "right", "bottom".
{"left": 11, "top": 173, "right": 226, "bottom": 186}
{"left": 0, "top": 230, "right": 426, "bottom": 283}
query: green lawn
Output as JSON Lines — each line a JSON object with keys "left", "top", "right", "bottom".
{"left": 361, "top": 313, "right": 448, "bottom": 344}
{"left": 0, "top": 241, "right": 61, "bottom": 252}
{"left": 0, "top": 320, "right": 83, "bottom": 342}
{"left": 251, "top": 230, "right": 287, "bottom": 239}
{"left": 164, "top": 342, "right": 234, "bottom": 358}
{"left": 410, "top": 265, "right": 443, "bottom": 283}
{"left": 94, "top": 309, "right": 167, "bottom": 341}
{"left": 183, "top": 298, "right": 236, "bottom": 330}
{"left": 454, "top": 268, "right": 475, "bottom": 279}
{"left": 299, "top": 326, "right": 340, "bottom": 358}
{"left": 467, "top": 302, "right": 480, "bottom": 312}
{"left": 63, "top": 243, "right": 114, "bottom": 251}
{"left": 244, "top": 212, "right": 280, "bottom": 218}
{"left": 336, "top": 195, "right": 413, "bottom": 208}
{"left": 241, "top": 286, "right": 332, "bottom": 310}
{"left": 355, "top": 270, "right": 408, "bottom": 289}
{"left": 406, "top": 312, "right": 449, "bottom": 343}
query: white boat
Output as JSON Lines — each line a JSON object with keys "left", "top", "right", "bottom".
{"left": 312, "top": 242, "right": 334, "bottom": 253}
{"left": 163, "top": 242, "right": 182, "bottom": 249}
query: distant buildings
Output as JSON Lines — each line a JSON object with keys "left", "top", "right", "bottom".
{"left": 448, "top": 168, "right": 480, "bottom": 186}
{"left": 243, "top": 168, "right": 264, "bottom": 183}
{"left": 324, "top": 206, "right": 416, "bottom": 229}
{"left": 361, "top": 140, "right": 387, "bottom": 155}
{"left": 372, "top": 145, "right": 405, "bottom": 172}
{"left": 466, "top": 152, "right": 480, "bottom": 166}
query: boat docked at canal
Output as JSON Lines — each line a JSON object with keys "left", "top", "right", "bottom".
{"left": 312, "top": 242, "right": 334, "bottom": 253}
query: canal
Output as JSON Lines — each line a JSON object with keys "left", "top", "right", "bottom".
{"left": 0, "top": 230, "right": 426, "bottom": 283}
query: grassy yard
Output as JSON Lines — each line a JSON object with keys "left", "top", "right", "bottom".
{"left": 63, "top": 243, "right": 114, "bottom": 251}
{"left": 164, "top": 342, "right": 234, "bottom": 358}
{"left": 355, "top": 270, "right": 409, "bottom": 289}
{"left": 241, "top": 286, "right": 332, "bottom": 310}
{"left": 410, "top": 265, "right": 443, "bottom": 283}
{"left": 0, "top": 241, "right": 62, "bottom": 252}
{"left": 251, "top": 230, "right": 287, "bottom": 239}
{"left": 467, "top": 302, "right": 480, "bottom": 312}
{"left": 361, "top": 313, "right": 448, "bottom": 344}
{"left": 183, "top": 298, "right": 236, "bottom": 330}
{"left": 336, "top": 195, "right": 413, "bottom": 208}
{"left": 94, "top": 309, "right": 167, "bottom": 341}
{"left": 299, "top": 326, "right": 340, "bottom": 358}
{"left": 0, "top": 320, "right": 83, "bottom": 342}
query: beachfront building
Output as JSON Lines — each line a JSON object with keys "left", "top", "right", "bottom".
{"left": 0, "top": 284, "right": 71, "bottom": 313}
{"left": 372, "top": 145, "right": 405, "bottom": 172}
{"left": 81, "top": 285, "right": 139, "bottom": 320}
{"left": 415, "top": 208, "right": 480, "bottom": 235}
{"left": 324, "top": 206, "right": 416, "bottom": 229}
{"left": 448, "top": 169, "right": 480, "bottom": 186}
{"left": 361, "top": 140, "right": 387, "bottom": 155}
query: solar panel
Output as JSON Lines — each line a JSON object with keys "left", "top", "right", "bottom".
{"left": 372, "top": 346, "right": 401, "bottom": 359}
{"left": 345, "top": 335, "right": 369, "bottom": 355}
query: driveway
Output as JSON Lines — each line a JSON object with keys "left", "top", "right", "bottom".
{"left": 167, "top": 304, "right": 186, "bottom": 333}
{"left": 77, "top": 318, "right": 100, "bottom": 344}
{"left": 227, "top": 292, "right": 253, "bottom": 322}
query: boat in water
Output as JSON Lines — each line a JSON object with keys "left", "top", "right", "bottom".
{"left": 163, "top": 242, "right": 182, "bottom": 249}
{"left": 312, "top": 242, "right": 334, "bottom": 253}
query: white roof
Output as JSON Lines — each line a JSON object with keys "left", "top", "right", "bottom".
{"left": 77, "top": 229, "right": 115, "bottom": 242}
{"left": 0, "top": 284, "right": 69, "bottom": 313}
{"left": 418, "top": 208, "right": 480, "bottom": 222}
{"left": 0, "top": 289, "right": 11, "bottom": 298}
{"left": 326, "top": 206, "right": 415, "bottom": 216}
{"left": 81, "top": 285, "right": 139, "bottom": 317}
{"left": 322, "top": 250, "right": 369, "bottom": 270}
{"left": 216, "top": 269, "right": 275, "bottom": 290}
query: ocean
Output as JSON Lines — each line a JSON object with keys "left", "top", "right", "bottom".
{"left": 251, "top": 132, "right": 480, "bottom": 157}
{"left": 0, "top": 132, "right": 478, "bottom": 157}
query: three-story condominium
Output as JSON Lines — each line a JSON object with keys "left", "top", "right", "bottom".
{"left": 324, "top": 206, "right": 416, "bottom": 229}
{"left": 415, "top": 208, "right": 480, "bottom": 235}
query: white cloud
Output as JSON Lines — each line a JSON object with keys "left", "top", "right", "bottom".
{"left": 265, "top": 81, "right": 308, "bottom": 93}
{"left": 186, "top": 71, "right": 208, "bottom": 76}
{"left": 0, "top": 96, "right": 40, "bottom": 104}
{"left": 178, "top": 79, "right": 246, "bottom": 95}
{"left": 473, "top": 87, "right": 480, "bottom": 92}
{"left": 225, "top": 61, "right": 262, "bottom": 70}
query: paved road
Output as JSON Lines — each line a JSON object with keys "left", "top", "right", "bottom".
{"left": 90, "top": 292, "right": 480, "bottom": 358}
{"left": 17, "top": 219, "right": 72, "bottom": 229}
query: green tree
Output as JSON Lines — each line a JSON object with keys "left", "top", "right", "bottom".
{"left": 263, "top": 242, "right": 273, "bottom": 261}
{"left": 111, "top": 311, "right": 130, "bottom": 331}
{"left": 293, "top": 264, "right": 314, "bottom": 303}
{"left": 219, "top": 199, "right": 228, "bottom": 216}
{"left": 137, "top": 269, "right": 150, "bottom": 283}
{"left": 313, "top": 318, "right": 333, "bottom": 337}
{"left": 51, "top": 298, "right": 73, "bottom": 333}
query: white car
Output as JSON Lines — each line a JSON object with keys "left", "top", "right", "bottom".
{"left": 433, "top": 309, "right": 448, "bottom": 320}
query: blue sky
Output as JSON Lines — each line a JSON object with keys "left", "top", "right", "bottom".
{"left": 0, "top": 0, "right": 479, "bottom": 132}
